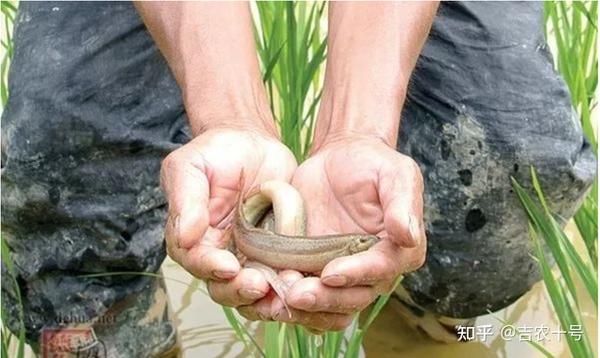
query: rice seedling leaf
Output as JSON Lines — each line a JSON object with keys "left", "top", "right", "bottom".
{"left": 322, "top": 331, "right": 343, "bottom": 358}
{"left": 294, "top": 325, "right": 307, "bottom": 358}
{"left": 556, "top": 229, "right": 598, "bottom": 305}
{"left": 277, "top": 323, "right": 286, "bottom": 357}
{"left": 222, "top": 306, "right": 265, "bottom": 357}
{"left": 511, "top": 176, "right": 580, "bottom": 304}
{"left": 573, "top": 1, "right": 597, "bottom": 29}
{"left": 262, "top": 42, "right": 285, "bottom": 82}
{"left": 285, "top": 325, "right": 301, "bottom": 358}
{"left": 264, "top": 321, "right": 280, "bottom": 358}
{"left": 300, "top": 38, "right": 326, "bottom": 100}
{"left": 0, "top": 1, "right": 16, "bottom": 13}
{"left": 530, "top": 228, "right": 593, "bottom": 358}
{"left": 528, "top": 168, "right": 597, "bottom": 304}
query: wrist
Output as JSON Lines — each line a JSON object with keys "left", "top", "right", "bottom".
{"left": 309, "top": 132, "right": 392, "bottom": 157}
{"left": 185, "top": 78, "right": 279, "bottom": 139}
{"left": 311, "top": 82, "right": 407, "bottom": 152}
{"left": 190, "top": 116, "right": 278, "bottom": 139}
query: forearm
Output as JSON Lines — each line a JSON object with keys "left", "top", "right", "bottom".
{"left": 134, "top": 2, "right": 276, "bottom": 137}
{"left": 312, "top": 2, "right": 438, "bottom": 150}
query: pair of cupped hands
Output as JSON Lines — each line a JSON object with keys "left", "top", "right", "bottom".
{"left": 162, "top": 126, "right": 426, "bottom": 333}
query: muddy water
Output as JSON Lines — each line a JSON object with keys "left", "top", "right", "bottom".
{"left": 162, "top": 221, "right": 597, "bottom": 358}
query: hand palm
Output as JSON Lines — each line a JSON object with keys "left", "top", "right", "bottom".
{"left": 195, "top": 130, "right": 296, "bottom": 232}
{"left": 233, "top": 137, "right": 426, "bottom": 331}
{"left": 293, "top": 138, "right": 416, "bottom": 243}
{"left": 294, "top": 155, "right": 384, "bottom": 238}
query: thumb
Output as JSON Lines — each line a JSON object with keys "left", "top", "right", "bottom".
{"left": 161, "top": 151, "right": 211, "bottom": 250}
{"left": 378, "top": 159, "right": 425, "bottom": 248}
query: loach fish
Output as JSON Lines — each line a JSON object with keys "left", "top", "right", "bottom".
{"left": 230, "top": 180, "right": 379, "bottom": 314}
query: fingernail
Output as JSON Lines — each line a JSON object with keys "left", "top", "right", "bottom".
{"left": 213, "top": 270, "right": 237, "bottom": 279}
{"left": 321, "top": 274, "right": 347, "bottom": 287}
{"left": 408, "top": 215, "right": 422, "bottom": 246}
{"left": 239, "top": 288, "right": 265, "bottom": 300}
{"left": 291, "top": 292, "right": 316, "bottom": 309}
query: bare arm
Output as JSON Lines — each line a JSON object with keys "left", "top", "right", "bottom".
{"left": 134, "top": 2, "right": 276, "bottom": 137}
{"left": 312, "top": 1, "right": 438, "bottom": 150}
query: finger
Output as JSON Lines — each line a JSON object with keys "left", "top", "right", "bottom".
{"left": 236, "top": 275, "right": 356, "bottom": 331}
{"left": 286, "top": 277, "right": 377, "bottom": 314}
{"left": 268, "top": 264, "right": 357, "bottom": 332}
{"left": 161, "top": 150, "right": 211, "bottom": 249}
{"left": 279, "top": 270, "right": 305, "bottom": 283}
{"left": 183, "top": 245, "right": 241, "bottom": 280}
{"left": 268, "top": 269, "right": 304, "bottom": 311}
{"left": 273, "top": 308, "right": 354, "bottom": 332}
{"left": 167, "top": 226, "right": 240, "bottom": 281}
{"left": 237, "top": 297, "right": 275, "bottom": 322}
{"left": 207, "top": 268, "right": 270, "bottom": 307}
{"left": 237, "top": 270, "right": 303, "bottom": 321}
{"left": 378, "top": 157, "right": 425, "bottom": 248}
{"left": 239, "top": 290, "right": 355, "bottom": 331}
{"left": 320, "top": 239, "right": 426, "bottom": 293}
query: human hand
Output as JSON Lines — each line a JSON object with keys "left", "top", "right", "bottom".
{"left": 161, "top": 127, "right": 297, "bottom": 308}
{"left": 237, "top": 136, "right": 426, "bottom": 331}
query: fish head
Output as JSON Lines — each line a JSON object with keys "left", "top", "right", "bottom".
{"left": 348, "top": 235, "right": 379, "bottom": 254}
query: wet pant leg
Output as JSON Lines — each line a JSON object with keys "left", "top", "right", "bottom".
{"left": 1, "top": 2, "right": 190, "bottom": 355}
{"left": 399, "top": 1, "right": 596, "bottom": 318}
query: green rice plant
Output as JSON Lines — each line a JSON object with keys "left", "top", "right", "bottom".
{"left": 545, "top": 1, "right": 597, "bottom": 152}
{"left": 253, "top": 1, "right": 326, "bottom": 162}
{"left": 544, "top": 0, "right": 598, "bottom": 308}
{"left": 1, "top": 0, "right": 17, "bottom": 106}
{"left": 513, "top": 169, "right": 597, "bottom": 358}
{"left": 344, "top": 277, "right": 402, "bottom": 358}
{"left": 509, "top": 2, "right": 598, "bottom": 358}
{"left": 545, "top": 0, "right": 598, "bottom": 266}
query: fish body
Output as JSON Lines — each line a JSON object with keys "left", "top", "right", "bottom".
{"left": 229, "top": 180, "right": 379, "bottom": 313}
{"left": 232, "top": 185, "right": 378, "bottom": 273}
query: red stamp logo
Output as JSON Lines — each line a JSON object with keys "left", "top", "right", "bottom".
{"left": 41, "top": 328, "right": 106, "bottom": 358}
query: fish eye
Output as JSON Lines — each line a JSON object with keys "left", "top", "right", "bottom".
{"left": 359, "top": 237, "right": 369, "bottom": 243}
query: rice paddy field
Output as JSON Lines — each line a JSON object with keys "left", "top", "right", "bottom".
{"left": 1, "top": 1, "right": 598, "bottom": 357}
